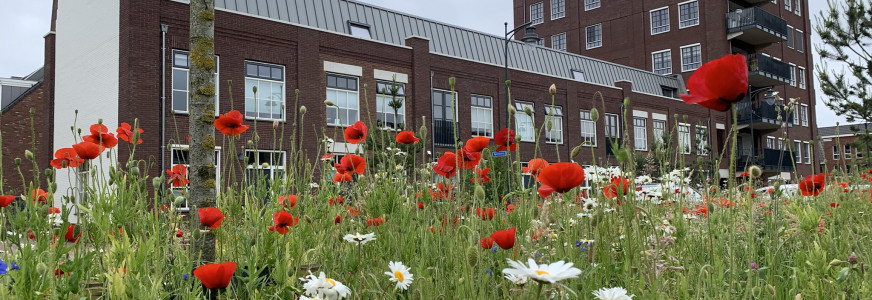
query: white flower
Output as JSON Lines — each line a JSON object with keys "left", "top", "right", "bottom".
{"left": 384, "top": 261, "right": 413, "bottom": 290}
{"left": 310, "top": 183, "right": 320, "bottom": 188}
{"left": 343, "top": 232, "right": 376, "bottom": 245}
{"left": 302, "top": 272, "right": 352, "bottom": 300}
{"left": 592, "top": 286, "right": 635, "bottom": 300}
{"left": 577, "top": 213, "right": 593, "bottom": 218}
{"left": 582, "top": 199, "right": 598, "bottom": 212}
{"left": 395, "top": 164, "right": 404, "bottom": 170}
{"left": 603, "top": 208, "right": 616, "bottom": 213}
{"left": 580, "top": 238, "right": 594, "bottom": 244}
{"left": 504, "top": 273, "right": 529, "bottom": 285}
{"left": 501, "top": 258, "right": 581, "bottom": 284}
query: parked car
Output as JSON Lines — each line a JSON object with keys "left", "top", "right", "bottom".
{"left": 637, "top": 183, "right": 704, "bottom": 203}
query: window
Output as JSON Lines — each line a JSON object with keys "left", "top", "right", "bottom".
{"left": 586, "top": 24, "right": 602, "bottom": 49}
{"left": 652, "top": 50, "right": 672, "bottom": 75}
{"left": 678, "top": 124, "right": 691, "bottom": 154}
{"left": 678, "top": 1, "right": 699, "bottom": 28}
{"left": 680, "top": 44, "right": 701, "bottom": 71}
{"left": 580, "top": 110, "right": 597, "bottom": 146}
{"left": 348, "top": 22, "right": 371, "bottom": 39}
{"left": 536, "top": 38, "right": 545, "bottom": 47}
{"left": 530, "top": 2, "right": 544, "bottom": 25}
{"left": 778, "top": 138, "right": 785, "bottom": 150}
{"left": 767, "top": 136, "right": 776, "bottom": 149}
{"left": 792, "top": 107, "right": 799, "bottom": 125}
{"left": 794, "top": 141, "right": 802, "bottom": 162}
{"left": 170, "top": 145, "right": 221, "bottom": 211}
{"left": 432, "top": 89, "right": 459, "bottom": 147}
{"left": 375, "top": 81, "right": 406, "bottom": 130}
{"left": 515, "top": 101, "right": 535, "bottom": 142}
{"left": 470, "top": 95, "right": 493, "bottom": 137}
{"left": 245, "top": 150, "right": 286, "bottom": 184}
{"left": 245, "top": 61, "right": 284, "bottom": 120}
{"left": 803, "top": 142, "right": 811, "bottom": 164}
{"left": 634, "top": 117, "right": 647, "bottom": 151}
{"left": 695, "top": 125, "right": 708, "bottom": 155}
{"left": 661, "top": 86, "right": 678, "bottom": 98}
{"left": 650, "top": 7, "right": 670, "bottom": 35}
{"left": 545, "top": 105, "right": 564, "bottom": 144}
{"left": 787, "top": 26, "right": 795, "bottom": 49}
{"left": 789, "top": 64, "right": 797, "bottom": 86}
{"left": 653, "top": 120, "right": 666, "bottom": 144}
{"left": 572, "top": 70, "right": 585, "bottom": 81}
{"left": 172, "top": 50, "right": 219, "bottom": 114}
{"left": 833, "top": 145, "right": 840, "bottom": 160}
{"left": 785, "top": 0, "right": 791, "bottom": 11}
{"left": 552, "top": 33, "right": 567, "bottom": 51}
{"left": 326, "top": 73, "right": 359, "bottom": 126}
{"left": 794, "top": 0, "right": 801, "bottom": 15}
{"left": 845, "top": 144, "right": 854, "bottom": 159}
{"left": 585, "top": 0, "right": 600, "bottom": 10}
{"left": 551, "top": 0, "right": 565, "bottom": 19}
{"left": 796, "top": 29, "right": 804, "bottom": 52}
{"left": 801, "top": 104, "right": 809, "bottom": 126}
{"left": 798, "top": 67, "right": 806, "bottom": 89}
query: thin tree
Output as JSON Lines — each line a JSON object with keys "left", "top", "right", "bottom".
{"left": 188, "top": 0, "right": 217, "bottom": 263}
{"left": 815, "top": 0, "right": 872, "bottom": 165}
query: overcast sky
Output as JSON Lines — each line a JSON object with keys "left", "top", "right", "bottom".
{"left": 0, "top": 0, "right": 851, "bottom": 126}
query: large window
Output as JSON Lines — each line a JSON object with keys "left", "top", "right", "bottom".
{"left": 653, "top": 120, "right": 666, "bottom": 144}
{"left": 803, "top": 142, "right": 811, "bottom": 164}
{"left": 552, "top": 33, "right": 567, "bottom": 51}
{"left": 634, "top": 117, "right": 647, "bottom": 151}
{"left": 326, "top": 73, "right": 360, "bottom": 126}
{"left": 170, "top": 145, "right": 221, "bottom": 211}
{"left": 652, "top": 50, "right": 672, "bottom": 75}
{"left": 680, "top": 44, "right": 701, "bottom": 72}
{"left": 792, "top": 106, "right": 800, "bottom": 125}
{"left": 767, "top": 136, "right": 776, "bottom": 149}
{"left": 245, "top": 61, "right": 284, "bottom": 120}
{"left": 798, "top": 67, "right": 806, "bottom": 89}
{"left": 586, "top": 24, "right": 602, "bottom": 49}
{"left": 787, "top": 25, "right": 795, "bottom": 49}
{"left": 172, "top": 50, "right": 219, "bottom": 114}
{"left": 585, "top": 0, "right": 600, "bottom": 11}
{"left": 245, "top": 150, "right": 286, "bottom": 185}
{"left": 471, "top": 95, "right": 493, "bottom": 137}
{"left": 530, "top": 2, "right": 544, "bottom": 25}
{"left": 515, "top": 101, "right": 536, "bottom": 142}
{"left": 375, "top": 81, "right": 406, "bottom": 130}
{"left": 794, "top": 0, "right": 801, "bottom": 15}
{"left": 551, "top": 0, "right": 565, "bottom": 19}
{"left": 833, "top": 145, "right": 840, "bottom": 160}
{"left": 678, "top": 123, "right": 691, "bottom": 154}
{"left": 679, "top": 1, "right": 699, "bottom": 28}
{"left": 580, "top": 110, "right": 597, "bottom": 146}
{"left": 801, "top": 104, "right": 809, "bottom": 126}
{"left": 695, "top": 125, "right": 708, "bottom": 155}
{"left": 845, "top": 144, "right": 852, "bottom": 159}
{"left": 785, "top": 0, "right": 791, "bottom": 11}
{"left": 650, "top": 7, "right": 670, "bottom": 35}
{"left": 796, "top": 29, "right": 804, "bottom": 52}
{"left": 794, "top": 141, "right": 802, "bottom": 162}
{"left": 545, "top": 105, "right": 564, "bottom": 144}
{"left": 789, "top": 64, "right": 797, "bottom": 86}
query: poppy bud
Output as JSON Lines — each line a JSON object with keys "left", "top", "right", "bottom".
{"left": 548, "top": 84, "right": 557, "bottom": 95}
{"left": 508, "top": 105, "right": 516, "bottom": 116}
{"left": 24, "top": 150, "right": 34, "bottom": 161}
{"left": 299, "top": 105, "right": 307, "bottom": 115}
{"left": 304, "top": 215, "right": 313, "bottom": 223}
{"left": 36, "top": 262, "right": 47, "bottom": 275}
{"left": 571, "top": 145, "right": 582, "bottom": 158}
{"left": 418, "top": 123, "right": 427, "bottom": 140}
{"left": 45, "top": 168, "right": 53, "bottom": 177}
{"left": 515, "top": 134, "right": 522, "bottom": 142}
{"left": 546, "top": 120, "right": 552, "bottom": 131}
{"left": 474, "top": 185, "right": 486, "bottom": 201}
{"left": 130, "top": 166, "right": 140, "bottom": 176}
{"left": 51, "top": 182, "right": 57, "bottom": 191}
{"left": 14, "top": 158, "right": 21, "bottom": 166}
{"left": 272, "top": 120, "right": 279, "bottom": 129}
{"left": 524, "top": 106, "right": 533, "bottom": 117}
{"left": 448, "top": 77, "right": 456, "bottom": 87}
{"left": 616, "top": 149, "right": 629, "bottom": 164}
{"left": 505, "top": 80, "right": 511, "bottom": 87}
{"left": 247, "top": 140, "right": 254, "bottom": 147}
{"left": 673, "top": 113, "right": 679, "bottom": 120}
{"left": 766, "top": 285, "right": 776, "bottom": 296}
{"left": 173, "top": 196, "right": 186, "bottom": 207}
{"left": 152, "top": 177, "right": 163, "bottom": 189}
{"left": 252, "top": 86, "right": 258, "bottom": 93}
{"left": 324, "top": 100, "right": 335, "bottom": 107}
{"left": 261, "top": 162, "right": 269, "bottom": 168}
{"left": 748, "top": 165, "right": 762, "bottom": 178}
{"left": 465, "top": 246, "right": 478, "bottom": 267}
{"left": 590, "top": 108, "right": 599, "bottom": 122}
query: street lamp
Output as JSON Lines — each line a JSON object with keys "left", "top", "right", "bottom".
{"left": 504, "top": 21, "right": 539, "bottom": 193}
{"left": 747, "top": 87, "right": 778, "bottom": 162}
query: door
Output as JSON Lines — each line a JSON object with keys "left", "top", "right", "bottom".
{"left": 432, "top": 90, "right": 458, "bottom": 147}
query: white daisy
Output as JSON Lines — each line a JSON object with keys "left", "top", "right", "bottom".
{"left": 343, "top": 232, "right": 376, "bottom": 245}
{"left": 384, "top": 261, "right": 414, "bottom": 290}
{"left": 302, "top": 272, "right": 352, "bottom": 300}
{"left": 501, "top": 258, "right": 581, "bottom": 284}
{"left": 592, "top": 286, "right": 635, "bottom": 299}
{"left": 577, "top": 213, "right": 593, "bottom": 218}
{"left": 504, "top": 273, "right": 529, "bottom": 285}
{"left": 582, "top": 199, "right": 598, "bottom": 212}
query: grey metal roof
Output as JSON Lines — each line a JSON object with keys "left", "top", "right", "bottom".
{"left": 819, "top": 123, "right": 872, "bottom": 137}
{"left": 210, "top": 0, "right": 685, "bottom": 96}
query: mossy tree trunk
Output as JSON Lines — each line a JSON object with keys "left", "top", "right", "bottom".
{"left": 189, "top": 0, "right": 217, "bottom": 264}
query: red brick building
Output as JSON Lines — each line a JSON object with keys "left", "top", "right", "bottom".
{"left": 515, "top": 0, "right": 818, "bottom": 179}
{"left": 819, "top": 124, "right": 872, "bottom": 172}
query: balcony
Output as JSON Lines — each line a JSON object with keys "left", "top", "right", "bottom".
{"left": 747, "top": 54, "right": 791, "bottom": 87}
{"left": 736, "top": 148, "right": 794, "bottom": 174}
{"left": 433, "top": 120, "right": 459, "bottom": 148}
{"left": 726, "top": 6, "right": 788, "bottom": 47}
{"left": 736, "top": 98, "right": 793, "bottom": 131}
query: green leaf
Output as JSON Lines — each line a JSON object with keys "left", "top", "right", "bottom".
{"left": 836, "top": 267, "right": 850, "bottom": 282}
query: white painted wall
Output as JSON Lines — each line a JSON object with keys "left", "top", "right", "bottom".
{"left": 53, "top": 0, "right": 120, "bottom": 221}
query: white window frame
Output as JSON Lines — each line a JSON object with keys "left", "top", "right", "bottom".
{"left": 244, "top": 149, "right": 287, "bottom": 182}
{"left": 680, "top": 43, "right": 702, "bottom": 72}
{"left": 845, "top": 144, "right": 852, "bottom": 159}
{"left": 172, "top": 50, "right": 219, "bottom": 115}
{"left": 650, "top": 7, "right": 670, "bottom": 35}
{"left": 245, "top": 61, "right": 285, "bottom": 121}
{"left": 803, "top": 141, "right": 811, "bottom": 164}
{"left": 678, "top": 0, "right": 700, "bottom": 28}
{"left": 794, "top": 0, "right": 801, "bottom": 15}
{"left": 580, "top": 109, "right": 597, "bottom": 147}
{"left": 169, "top": 145, "right": 221, "bottom": 212}
{"left": 789, "top": 63, "right": 797, "bottom": 86}
{"left": 348, "top": 22, "right": 372, "bottom": 39}
{"left": 678, "top": 123, "right": 691, "bottom": 154}
{"left": 375, "top": 81, "right": 406, "bottom": 130}
{"left": 530, "top": 2, "right": 544, "bottom": 25}
{"left": 652, "top": 49, "right": 672, "bottom": 75}
{"left": 767, "top": 136, "right": 776, "bottom": 149}
{"left": 796, "top": 29, "right": 804, "bottom": 53}
{"left": 584, "top": 0, "right": 600, "bottom": 11}
{"left": 800, "top": 104, "right": 809, "bottom": 127}
{"left": 695, "top": 125, "right": 708, "bottom": 155}
{"left": 515, "top": 101, "right": 536, "bottom": 142}
{"left": 798, "top": 67, "right": 806, "bottom": 89}
{"left": 787, "top": 25, "right": 795, "bottom": 49}
{"left": 833, "top": 145, "right": 840, "bottom": 160}
{"left": 572, "top": 70, "right": 585, "bottom": 81}
{"left": 634, "top": 117, "right": 648, "bottom": 151}
{"left": 794, "top": 140, "right": 802, "bottom": 162}
{"left": 653, "top": 119, "right": 666, "bottom": 145}
{"left": 470, "top": 94, "right": 494, "bottom": 138}
{"left": 545, "top": 105, "right": 564, "bottom": 144}
{"left": 550, "top": 0, "right": 565, "bottom": 20}
{"left": 586, "top": 24, "right": 603, "bottom": 49}
{"left": 326, "top": 73, "right": 360, "bottom": 127}
{"left": 792, "top": 106, "right": 800, "bottom": 125}
{"left": 785, "top": 0, "right": 791, "bottom": 11}
{"left": 551, "top": 32, "right": 567, "bottom": 51}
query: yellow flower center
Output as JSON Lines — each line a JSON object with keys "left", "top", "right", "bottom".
{"left": 535, "top": 270, "right": 550, "bottom": 276}
{"left": 394, "top": 271, "right": 405, "bottom": 282}
{"left": 325, "top": 278, "right": 336, "bottom": 288}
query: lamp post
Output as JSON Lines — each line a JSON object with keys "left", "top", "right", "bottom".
{"left": 504, "top": 22, "right": 539, "bottom": 192}
{"left": 746, "top": 87, "right": 777, "bottom": 164}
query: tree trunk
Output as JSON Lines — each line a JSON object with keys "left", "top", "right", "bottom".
{"left": 188, "top": 0, "right": 217, "bottom": 264}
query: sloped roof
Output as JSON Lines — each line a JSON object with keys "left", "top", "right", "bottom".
{"left": 819, "top": 123, "right": 872, "bottom": 137}
{"left": 208, "top": 0, "right": 685, "bottom": 96}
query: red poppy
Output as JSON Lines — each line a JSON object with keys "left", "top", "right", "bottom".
{"left": 494, "top": 128, "right": 517, "bottom": 152}
{"left": 32, "top": 188, "right": 48, "bottom": 204}
{"left": 490, "top": 227, "right": 516, "bottom": 250}
{"left": 476, "top": 207, "right": 496, "bottom": 220}
{"left": 522, "top": 158, "right": 549, "bottom": 179}
{"left": 344, "top": 121, "right": 368, "bottom": 144}
{"left": 329, "top": 196, "right": 344, "bottom": 206}
{"left": 429, "top": 183, "right": 455, "bottom": 200}
{"left": 367, "top": 217, "right": 385, "bottom": 227}
{"left": 27, "top": 230, "right": 35, "bottom": 240}
{"left": 471, "top": 167, "right": 491, "bottom": 184}
{"left": 64, "top": 225, "right": 81, "bottom": 243}
{"left": 198, "top": 207, "right": 225, "bottom": 229}
{"left": 537, "top": 184, "right": 556, "bottom": 198}
{"left": 506, "top": 204, "right": 515, "bottom": 213}
{"left": 176, "top": 229, "right": 183, "bottom": 237}
{"left": 116, "top": 122, "right": 143, "bottom": 144}
{"left": 680, "top": 54, "right": 749, "bottom": 111}
{"left": 213, "top": 110, "right": 249, "bottom": 136}
{"left": 333, "top": 172, "right": 353, "bottom": 183}
{"left": 603, "top": 177, "right": 630, "bottom": 199}
{"left": 334, "top": 215, "right": 342, "bottom": 224}
{"left": 417, "top": 202, "right": 424, "bottom": 210}
{"left": 335, "top": 154, "right": 366, "bottom": 175}
{"left": 72, "top": 141, "right": 104, "bottom": 160}
{"left": 347, "top": 206, "right": 359, "bottom": 216}
{"left": 269, "top": 211, "right": 298, "bottom": 234}
{"left": 395, "top": 131, "right": 419, "bottom": 144}
{"left": 463, "top": 136, "right": 491, "bottom": 152}
{"left": 739, "top": 171, "right": 749, "bottom": 178}
{"left": 83, "top": 124, "right": 119, "bottom": 148}
{"left": 480, "top": 237, "right": 495, "bottom": 249}
{"left": 799, "top": 173, "right": 826, "bottom": 196}
{"left": 50, "top": 148, "right": 84, "bottom": 169}
{"left": 0, "top": 195, "right": 14, "bottom": 207}
{"left": 537, "top": 163, "right": 586, "bottom": 194}
{"left": 166, "top": 164, "right": 189, "bottom": 187}
{"left": 457, "top": 148, "right": 482, "bottom": 169}
{"left": 54, "top": 268, "right": 65, "bottom": 277}
{"left": 278, "top": 195, "right": 297, "bottom": 210}
{"left": 433, "top": 152, "right": 457, "bottom": 178}
{"left": 193, "top": 261, "right": 237, "bottom": 289}
{"left": 321, "top": 153, "right": 334, "bottom": 161}
{"left": 830, "top": 202, "right": 840, "bottom": 208}
{"left": 48, "top": 207, "right": 61, "bottom": 214}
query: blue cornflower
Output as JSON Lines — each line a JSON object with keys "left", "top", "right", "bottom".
{"left": 574, "top": 240, "right": 583, "bottom": 247}
{"left": 485, "top": 269, "right": 493, "bottom": 276}
{"left": 183, "top": 273, "right": 188, "bottom": 281}
{"left": 492, "top": 246, "right": 498, "bottom": 253}
{"left": 535, "top": 251, "right": 541, "bottom": 257}
{"left": 0, "top": 259, "right": 7, "bottom": 275}
{"left": 10, "top": 262, "right": 18, "bottom": 271}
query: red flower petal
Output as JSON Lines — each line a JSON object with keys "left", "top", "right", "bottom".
{"left": 193, "top": 262, "right": 237, "bottom": 289}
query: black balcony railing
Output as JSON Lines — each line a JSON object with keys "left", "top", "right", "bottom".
{"left": 726, "top": 6, "right": 788, "bottom": 40}
{"left": 736, "top": 148, "right": 794, "bottom": 172}
{"left": 433, "top": 120, "right": 459, "bottom": 147}
{"left": 747, "top": 53, "right": 791, "bottom": 87}
{"left": 736, "top": 98, "right": 794, "bottom": 127}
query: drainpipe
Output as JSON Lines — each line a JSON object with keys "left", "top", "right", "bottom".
{"left": 160, "top": 24, "right": 168, "bottom": 184}
{"left": 430, "top": 71, "right": 435, "bottom": 162}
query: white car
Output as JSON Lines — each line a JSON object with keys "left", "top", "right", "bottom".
{"left": 756, "top": 184, "right": 798, "bottom": 198}
{"left": 636, "top": 183, "right": 703, "bottom": 203}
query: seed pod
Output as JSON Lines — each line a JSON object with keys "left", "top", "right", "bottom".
{"left": 623, "top": 97, "right": 630, "bottom": 107}
{"left": 299, "top": 105, "right": 307, "bottom": 115}
{"left": 14, "top": 158, "right": 21, "bottom": 166}
{"left": 252, "top": 86, "right": 258, "bottom": 94}
{"left": 548, "top": 84, "right": 557, "bottom": 95}
{"left": 130, "top": 166, "right": 140, "bottom": 176}
{"left": 153, "top": 177, "right": 163, "bottom": 189}
{"left": 474, "top": 185, "right": 486, "bottom": 201}
{"left": 571, "top": 145, "right": 583, "bottom": 158}
{"left": 45, "top": 168, "right": 53, "bottom": 177}
{"left": 508, "top": 105, "right": 516, "bottom": 116}
{"left": 173, "top": 196, "right": 186, "bottom": 207}
{"left": 590, "top": 108, "right": 600, "bottom": 122}
{"left": 324, "top": 100, "right": 335, "bottom": 107}
{"left": 524, "top": 106, "right": 533, "bottom": 117}
{"left": 24, "top": 150, "right": 34, "bottom": 161}
{"left": 448, "top": 77, "right": 456, "bottom": 87}
{"left": 749, "top": 165, "right": 762, "bottom": 178}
